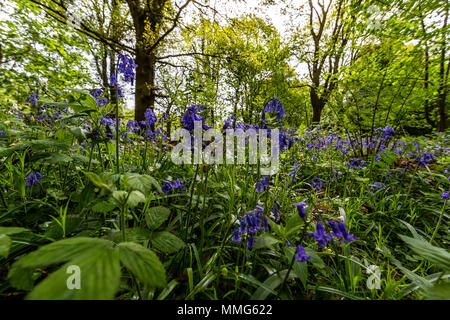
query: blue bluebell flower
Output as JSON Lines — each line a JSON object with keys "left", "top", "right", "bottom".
{"left": 295, "top": 245, "right": 311, "bottom": 262}
{"left": 292, "top": 202, "right": 307, "bottom": 219}
{"left": 256, "top": 176, "right": 269, "bottom": 193}
{"left": 247, "top": 235, "right": 254, "bottom": 249}
{"left": 25, "top": 172, "right": 43, "bottom": 187}
{"left": 309, "top": 222, "right": 332, "bottom": 248}
{"left": 231, "top": 229, "right": 242, "bottom": 242}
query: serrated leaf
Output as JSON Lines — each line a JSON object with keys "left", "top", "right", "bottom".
{"left": 127, "top": 190, "right": 146, "bottom": 208}
{"left": 92, "top": 201, "right": 117, "bottom": 213}
{"left": 151, "top": 231, "right": 185, "bottom": 254}
{"left": 145, "top": 206, "right": 171, "bottom": 230}
{"left": 119, "top": 242, "right": 166, "bottom": 288}
{"left": 126, "top": 173, "right": 162, "bottom": 194}
{"left": 26, "top": 246, "right": 120, "bottom": 300}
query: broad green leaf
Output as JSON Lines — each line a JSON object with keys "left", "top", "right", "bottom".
{"left": 400, "top": 235, "right": 450, "bottom": 271}
{"left": 151, "top": 231, "right": 185, "bottom": 254}
{"left": 84, "top": 172, "right": 114, "bottom": 194}
{"left": 254, "top": 233, "right": 279, "bottom": 249}
{"left": 26, "top": 246, "right": 120, "bottom": 300}
{"left": 251, "top": 269, "right": 296, "bottom": 300}
{"left": 145, "top": 206, "right": 171, "bottom": 230}
{"left": 92, "top": 201, "right": 117, "bottom": 213}
{"left": 285, "top": 213, "right": 304, "bottom": 236}
{"left": 285, "top": 247, "right": 307, "bottom": 287}
{"left": 126, "top": 173, "right": 162, "bottom": 194}
{"left": 127, "top": 190, "right": 146, "bottom": 208}
{"left": 0, "top": 234, "right": 12, "bottom": 258}
{"left": 0, "top": 227, "right": 29, "bottom": 235}
{"left": 119, "top": 242, "right": 166, "bottom": 288}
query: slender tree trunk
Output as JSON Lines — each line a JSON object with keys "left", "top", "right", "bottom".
{"left": 135, "top": 44, "right": 156, "bottom": 122}
{"left": 438, "top": 8, "right": 448, "bottom": 132}
{"left": 310, "top": 88, "right": 324, "bottom": 124}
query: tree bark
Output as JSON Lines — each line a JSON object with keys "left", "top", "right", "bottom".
{"left": 438, "top": 7, "right": 449, "bottom": 132}
{"left": 135, "top": 47, "right": 156, "bottom": 121}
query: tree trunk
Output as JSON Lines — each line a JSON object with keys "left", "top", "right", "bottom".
{"left": 310, "top": 88, "right": 324, "bottom": 124}
{"left": 134, "top": 46, "right": 156, "bottom": 122}
{"left": 438, "top": 8, "right": 448, "bottom": 132}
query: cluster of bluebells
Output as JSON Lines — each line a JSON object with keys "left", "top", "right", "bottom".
{"left": 311, "top": 177, "right": 322, "bottom": 190}
{"left": 346, "top": 158, "right": 369, "bottom": 169}
{"left": 415, "top": 153, "right": 438, "bottom": 167}
{"left": 117, "top": 53, "right": 138, "bottom": 85}
{"left": 261, "top": 98, "right": 286, "bottom": 126}
{"left": 374, "top": 126, "right": 395, "bottom": 141}
{"left": 25, "top": 172, "right": 43, "bottom": 187}
{"left": 370, "top": 182, "right": 385, "bottom": 192}
{"left": 181, "top": 105, "right": 211, "bottom": 132}
{"left": 160, "top": 179, "right": 186, "bottom": 195}
{"left": 308, "top": 220, "right": 356, "bottom": 248}
{"left": 231, "top": 205, "right": 270, "bottom": 249}
{"left": 256, "top": 176, "right": 269, "bottom": 193}
{"left": 90, "top": 88, "right": 109, "bottom": 107}
{"left": 25, "top": 93, "right": 39, "bottom": 106}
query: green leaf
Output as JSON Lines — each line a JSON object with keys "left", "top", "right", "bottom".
{"left": 285, "top": 213, "right": 304, "bottom": 236}
{"left": 127, "top": 190, "right": 146, "bottom": 208}
{"left": 151, "top": 231, "right": 185, "bottom": 254}
{"left": 0, "top": 226, "right": 29, "bottom": 235}
{"left": 8, "top": 237, "right": 115, "bottom": 293}
{"left": 145, "top": 206, "right": 171, "bottom": 230}
{"left": 0, "top": 234, "right": 12, "bottom": 258}
{"left": 254, "top": 233, "right": 279, "bottom": 249}
{"left": 84, "top": 172, "right": 114, "bottom": 194}
{"left": 113, "top": 227, "right": 151, "bottom": 243}
{"left": 126, "top": 173, "right": 162, "bottom": 194}
{"left": 251, "top": 269, "right": 296, "bottom": 300}
{"left": 118, "top": 242, "right": 166, "bottom": 288}
{"left": 400, "top": 235, "right": 450, "bottom": 271}
{"left": 92, "top": 200, "right": 117, "bottom": 213}
{"left": 286, "top": 247, "right": 307, "bottom": 287}
{"left": 26, "top": 246, "right": 120, "bottom": 300}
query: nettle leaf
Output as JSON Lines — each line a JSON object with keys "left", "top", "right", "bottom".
{"left": 112, "top": 190, "right": 128, "bottom": 205}
{"left": 400, "top": 235, "right": 450, "bottom": 271}
{"left": 55, "top": 129, "right": 73, "bottom": 145}
{"left": 118, "top": 242, "right": 166, "bottom": 288}
{"left": 125, "top": 173, "right": 162, "bottom": 194}
{"left": 145, "top": 206, "right": 171, "bottom": 230}
{"left": 0, "top": 234, "right": 12, "bottom": 258}
{"left": 127, "top": 190, "right": 146, "bottom": 208}
{"left": 84, "top": 172, "right": 114, "bottom": 194}
{"left": 151, "top": 231, "right": 185, "bottom": 254}
{"left": 0, "top": 139, "right": 70, "bottom": 157}
{"left": 92, "top": 200, "right": 117, "bottom": 213}
{"left": 113, "top": 227, "right": 151, "bottom": 243}
{"left": 43, "top": 153, "right": 73, "bottom": 164}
